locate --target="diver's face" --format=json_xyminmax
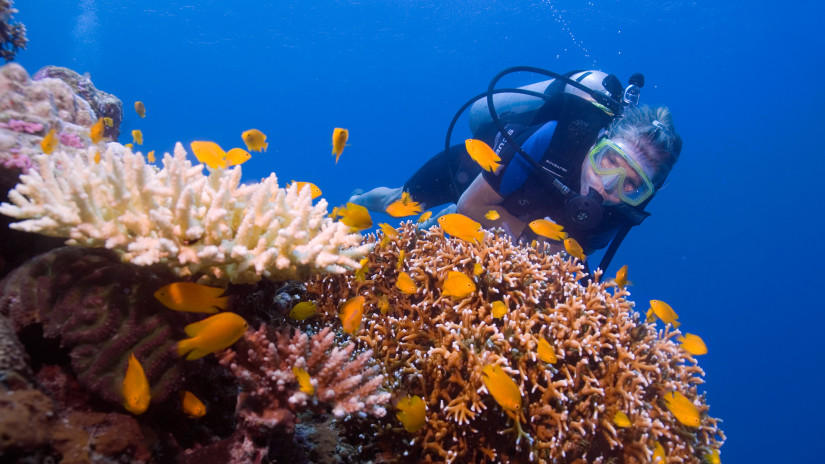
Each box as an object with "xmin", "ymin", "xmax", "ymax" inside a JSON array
[{"xmin": 580, "ymin": 138, "xmax": 656, "ymax": 206}]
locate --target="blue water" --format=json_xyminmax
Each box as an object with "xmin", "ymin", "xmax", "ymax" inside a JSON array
[{"xmin": 15, "ymin": 1, "xmax": 825, "ymax": 461}]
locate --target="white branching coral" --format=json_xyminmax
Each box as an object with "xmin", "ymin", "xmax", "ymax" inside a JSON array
[{"xmin": 0, "ymin": 142, "xmax": 372, "ymax": 284}]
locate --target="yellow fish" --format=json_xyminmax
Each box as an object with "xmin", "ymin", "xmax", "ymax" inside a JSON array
[
  {"xmin": 134, "ymin": 101, "xmax": 146, "ymax": 118},
  {"xmin": 528, "ymin": 219, "xmax": 567, "ymax": 241},
  {"xmin": 292, "ymin": 366, "xmax": 314, "ymax": 395},
  {"xmin": 147, "ymin": 150, "xmax": 156, "ymax": 163},
  {"xmin": 473, "ymin": 262, "xmax": 484, "ymax": 276},
  {"xmin": 190, "ymin": 141, "xmax": 227, "ymax": 169},
  {"xmin": 613, "ymin": 411, "xmax": 631, "ymax": 428},
  {"xmin": 122, "ymin": 353, "xmax": 151, "ymax": 415},
  {"xmin": 338, "ymin": 202, "xmax": 373, "ymax": 231},
  {"xmin": 379, "ymin": 223, "xmax": 398, "ymax": 237},
  {"xmin": 648, "ymin": 299, "xmax": 680, "ymax": 327},
  {"xmin": 225, "ymin": 147, "xmax": 251, "ymax": 167},
  {"xmin": 484, "ymin": 209, "xmax": 500, "ymax": 221},
  {"xmin": 396, "ymin": 249, "xmax": 405, "ymax": 269},
  {"xmin": 678, "ymin": 333, "xmax": 708, "ymax": 355},
  {"xmin": 181, "ymin": 390, "xmax": 206, "ymax": 418},
  {"xmin": 329, "ymin": 206, "xmax": 342, "ymax": 219},
  {"xmin": 417, "ymin": 211, "xmax": 432, "ymax": 223},
  {"xmin": 663, "ymin": 390, "xmax": 701, "ymax": 427},
  {"xmin": 241, "ymin": 129, "xmax": 268, "ymax": 152},
  {"xmin": 615, "ymin": 264, "xmax": 630, "ymax": 287},
  {"xmin": 386, "ymin": 192, "xmax": 422, "ymax": 217},
  {"xmin": 41, "ymin": 127, "xmax": 58, "ymax": 154},
  {"xmin": 396, "ymin": 271, "xmax": 418, "ymax": 295},
  {"xmin": 291, "ymin": 181, "xmax": 322, "ymax": 199},
  {"xmin": 438, "ymin": 213, "xmax": 484, "ymax": 243},
  {"xmin": 94, "ymin": 150, "xmax": 101, "ymax": 164},
  {"xmin": 396, "ymin": 395, "xmax": 426, "ymax": 433},
  {"xmin": 563, "ymin": 237, "xmax": 586, "ymax": 261},
  {"xmin": 124, "ymin": 143, "xmax": 133, "ymax": 149},
  {"xmin": 442, "ymin": 271, "xmax": 476, "ymax": 299},
  {"xmin": 354, "ymin": 256, "xmax": 369, "ymax": 282},
  {"xmin": 537, "ymin": 338, "xmax": 557, "ymax": 364},
  {"xmin": 331, "ymin": 127, "xmax": 348, "ymax": 163},
  {"xmin": 132, "ymin": 129, "xmax": 143, "ymax": 145},
  {"xmin": 378, "ymin": 294, "xmax": 390, "ymax": 314},
  {"xmin": 154, "ymin": 282, "xmax": 229, "ymax": 314},
  {"xmin": 90, "ymin": 117, "xmax": 105, "ymax": 144},
  {"xmin": 653, "ymin": 441, "xmax": 667, "ymax": 463},
  {"xmin": 705, "ymin": 449, "xmax": 721, "ymax": 464},
  {"xmin": 177, "ymin": 312, "xmax": 249, "ymax": 360},
  {"xmin": 103, "ymin": 117, "xmax": 114, "ymax": 127},
  {"xmin": 465, "ymin": 139, "xmax": 501, "ymax": 172},
  {"xmin": 339, "ymin": 295, "xmax": 365, "ymax": 335},
  {"xmin": 491, "ymin": 301, "xmax": 507, "ymax": 318},
  {"xmin": 289, "ymin": 301, "xmax": 319, "ymax": 320},
  {"xmin": 481, "ymin": 364, "xmax": 521, "ymax": 412}
]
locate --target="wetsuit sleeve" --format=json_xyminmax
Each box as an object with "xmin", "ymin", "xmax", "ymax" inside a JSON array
[{"xmin": 482, "ymin": 121, "xmax": 558, "ymax": 197}]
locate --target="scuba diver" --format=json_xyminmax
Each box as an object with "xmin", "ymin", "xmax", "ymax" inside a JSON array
[{"xmin": 349, "ymin": 67, "xmax": 682, "ymax": 272}]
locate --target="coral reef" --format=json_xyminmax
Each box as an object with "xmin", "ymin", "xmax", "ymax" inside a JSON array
[
  {"xmin": 307, "ymin": 223, "xmax": 725, "ymax": 463},
  {"xmin": 0, "ymin": 143, "xmax": 373, "ymax": 284},
  {"xmin": 0, "ymin": 0, "xmax": 26, "ymax": 62}
]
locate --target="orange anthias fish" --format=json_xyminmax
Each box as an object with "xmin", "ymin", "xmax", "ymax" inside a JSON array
[
  {"xmin": 465, "ymin": 139, "xmax": 501, "ymax": 172},
  {"xmin": 396, "ymin": 271, "xmax": 418, "ymax": 295},
  {"xmin": 241, "ymin": 129, "xmax": 268, "ymax": 152},
  {"xmin": 614, "ymin": 264, "xmax": 630, "ymax": 287},
  {"xmin": 647, "ymin": 299, "xmax": 680, "ymax": 327},
  {"xmin": 653, "ymin": 441, "xmax": 667, "ymax": 463},
  {"xmin": 484, "ymin": 209, "xmax": 500, "ymax": 221},
  {"xmin": 292, "ymin": 366, "xmax": 314, "ymax": 395},
  {"xmin": 537, "ymin": 338, "xmax": 557, "ymax": 364},
  {"xmin": 122, "ymin": 353, "xmax": 151, "ymax": 415},
  {"xmin": 132, "ymin": 129, "xmax": 143, "ymax": 145},
  {"xmin": 339, "ymin": 295, "xmax": 365, "ymax": 335},
  {"xmin": 705, "ymin": 449, "xmax": 721, "ymax": 464},
  {"xmin": 677, "ymin": 333, "xmax": 708, "ymax": 355},
  {"xmin": 135, "ymin": 101, "xmax": 146, "ymax": 118},
  {"xmin": 290, "ymin": 181, "xmax": 322, "ymax": 199},
  {"xmin": 94, "ymin": 150, "xmax": 101, "ymax": 164},
  {"xmin": 528, "ymin": 219, "xmax": 567, "ymax": 241},
  {"xmin": 331, "ymin": 127, "xmax": 348, "ymax": 163},
  {"xmin": 103, "ymin": 117, "xmax": 114, "ymax": 127},
  {"xmin": 177, "ymin": 312, "xmax": 249, "ymax": 361},
  {"xmin": 442, "ymin": 271, "xmax": 476, "ymax": 299},
  {"xmin": 438, "ymin": 213, "xmax": 484, "ymax": 243},
  {"xmin": 563, "ymin": 237, "xmax": 586, "ymax": 261},
  {"xmin": 481, "ymin": 364, "xmax": 521, "ymax": 412},
  {"xmin": 417, "ymin": 211, "xmax": 432, "ymax": 224},
  {"xmin": 354, "ymin": 256, "xmax": 369, "ymax": 281},
  {"xmin": 613, "ymin": 411, "xmax": 631, "ymax": 428},
  {"xmin": 289, "ymin": 301, "xmax": 319, "ymax": 320},
  {"xmin": 190, "ymin": 141, "xmax": 227, "ymax": 169},
  {"xmin": 181, "ymin": 390, "xmax": 206, "ymax": 418},
  {"xmin": 378, "ymin": 294, "xmax": 390, "ymax": 314},
  {"xmin": 90, "ymin": 117, "xmax": 105, "ymax": 144},
  {"xmin": 473, "ymin": 262, "xmax": 484, "ymax": 276},
  {"xmin": 491, "ymin": 301, "xmax": 507, "ymax": 318},
  {"xmin": 154, "ymin": 282, "xmax": 229, "ymax": 314},
  {"xmin": 40, "ymin": 127, "xmax": 58, "ymax": 154},
  {"xmin": 386, "ymin": 191, "xmax": 422, "ymax": 217},
  {"xmin": 338, "ymin": 202, "xmax": 373, "ymax": 231},
  {"xmin": 225, "ymin": 147, "xmax": 252, "ymax": 167},
  {"xmin": 379, "ymin": 223, "xmax": 398, "ymax": 237},
  {"xmin": 663, "ymin": 390, "xmax": 701, "ymax": 427},
  {"xmin": 396, "ymin": 395, "xmax": 426, "ymax": 433},
  {"xmin": 147, "ymin": 150, "xmax": 156, "ymax": 163}
]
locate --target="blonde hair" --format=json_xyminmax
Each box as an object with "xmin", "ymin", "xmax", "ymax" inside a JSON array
[{"xmin": 607, "ymin": 105, "xmax": 682, "ymax": 188}]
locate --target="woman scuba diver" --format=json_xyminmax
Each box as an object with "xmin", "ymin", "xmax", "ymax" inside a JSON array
[{"xmin": 349, "ymin": 67, "xmax": 682, "ymax": 272}]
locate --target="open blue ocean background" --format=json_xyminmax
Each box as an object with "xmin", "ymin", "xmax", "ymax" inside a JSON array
[{"xmin": 14, "ymin": 0, "xmax": 823, "ymax": 462}]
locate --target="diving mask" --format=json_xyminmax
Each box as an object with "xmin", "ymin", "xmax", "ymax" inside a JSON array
[{"xmin": 587, "ymin": 138, "xmax": 654, "ymax": 206}]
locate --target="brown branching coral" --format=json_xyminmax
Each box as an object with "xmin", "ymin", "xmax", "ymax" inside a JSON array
[
  {"xmin": 0, "ymin": 1, "xmax": 26, "ymax": 62},
  {"xmin": 307, "ymin": 222, "xmax": 725, "ymax": 464}
]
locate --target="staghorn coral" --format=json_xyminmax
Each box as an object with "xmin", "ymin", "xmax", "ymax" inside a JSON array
[
  {"xmin": 0, "ymin": 142, "xmax": 373, "ymax": 284},
  {"xmin": 307, "ymin": 222, "xmax": 725, "ymax": 464},
  {"xmin": 0, "ymin": 0, "xmax": 26, "ymax": 62}
]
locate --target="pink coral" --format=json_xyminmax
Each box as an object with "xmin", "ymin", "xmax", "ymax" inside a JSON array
[
  {"xmin": 58, "ymin": 131, "xmax": 84, "ymax": 148},
  {"xmin": 1, "ymin": 152, "xmax": 31, "ymax": 171},
  {"xmin": 0, "ymin": 118, "xmax": 42, "ymax": 133}
]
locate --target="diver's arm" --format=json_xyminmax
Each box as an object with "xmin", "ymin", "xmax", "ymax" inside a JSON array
[{"xmin": 457, "ymin": 174, "xmax": 527, "ymax": 239}]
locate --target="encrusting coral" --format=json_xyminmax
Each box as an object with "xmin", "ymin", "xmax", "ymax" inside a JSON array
[
  {"xmin": 307, "ymin": 222, "xmax": 725, "ymax": 464},
  {"xmin": 0, "ymin": 142, "xmax": 372, "ymax": 284}
]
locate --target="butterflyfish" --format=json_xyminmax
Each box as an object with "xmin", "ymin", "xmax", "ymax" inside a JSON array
[
  {"xmin": 653, "ymin": 441, "xmax": 667, "ymax": 463},
  {"xmin": 648, "ymin": 299, "xmax": 680, "ymax": 328},
  {"xmin": 181, "ymin": 390, "xmax": 206, "ymax": 418},
  {"xmin": 291, "ymin": 181, "xmax": 322, "ymax": 199},
  {"xmin": 40, "ymin": 128, "xmax": 58, "ymax": 154},
  {"xmin": 442, "ymin": 271, "xmax": 476, "ymax": 299},
  {"xmin": 537, "ymin": 338, "xmax": 557, "ymax": 364},
  {"xmin": 528, "ymin": 219, "xmax": 567, "ymax": 241},
  {"xmin": 289, "ymin": 301, "xmax": 319, "ymax": 320},
  {"xmin": 484, "ymin": 209, "xmax": 500, "ymax": 221},
  {"xmin": 154, "ymin": 282, "xmax": 229, "ymax": 314},
  {"xmin": 190, "ymin": 141, "xmax": 227, "ymax": 169},
  {"xmin": 177, "ymin": 312, "xmax": 249, "ymax": 361},
  {"xmin": 103, "ymin": 117, "xmax": 114, "ymax": 127},
  {"xmin": 705, "ymin": 449, "xmax": 721, "ymax": 464},
  {"xmin": 134, "ymin": 101, "xmax": 146, "ymax": 118},
  {"xmin": 437, "ymin": 213, "xmax": 484, "ymax": 243},
  {"xmin": 386, "ymin": 191, "xmax": 422, "ymax": 217},
  {"xmin": 132, "ymin": 129, "xmax": 143, "ymax": 145},
  {"xmin": 481, "ymin": 364, "xmax": 521, "ymax": 412},
  {"xmin": 225, "ymin": 147, "xmax": 251, "ymax": 167},
  {"xmin": 331, "ymin": 127, "xmax": 348, "ymax": 163},
  {"xmin": 241, "ymin": 129, "xmax": 268, "ymax": 152},
  {"xmin": 417, "ymin": 211, "xmax": 432, "ymax": 223},
  {"xmin": 465, "ymin": 139, "xmax": 501, "ymax": 172},
  {"xmin": 663, "ymin": 390, "xmax": 701, "ymax": 427},
  {"xmin": 147, "ymin": 150, "xmax": 156, "ymax": 163},
  {"xmin": 563, "ymin": 237, "xmax": 586, "ymax": 261},
  {"xmin": 615, "ymin": 264, "xmax": 630, "ymax": 287},
  {"xmin": 122, "ymin": 353, "xmax": 151, "ymax": 415},
  {"xmin": 396, "ymin": 271, "xmax": 418, "ymax": 295},
  {"xmin": 339, "ymin": 295, "xmax": 365, "ymax": 335},
  {"xmin": 491, "ymin": 301, "xmax": 507, "ymax": 318},
  {"xmin": 90, "ymin": 117, "xmax": 105, "ymax": 144},
  {"xmin": 292, "ymin": 366, "xmax": 314, "ymax": 395},
  {"xmin": 678, "ymin": 333, "xmax": 708, "ymax": 355},
  {"xmin": 613, "ymin": 411, "xmax": 631, "ymax": 428},
  {"xmin": 338, "ymin": 202, "xmax": 373, "ymax": 231},
  {"xmin": 396, "ymin": 395, "xmax": 426, "ymax": 433},
  {"xmin": 473, "ymin": 262, "xmax": 484, "ymax": 276}
]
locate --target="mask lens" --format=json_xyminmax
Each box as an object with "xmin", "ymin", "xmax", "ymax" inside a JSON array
[{"xmin": 588, "ymin": 139, "xmax": 654, "ymax": 206}]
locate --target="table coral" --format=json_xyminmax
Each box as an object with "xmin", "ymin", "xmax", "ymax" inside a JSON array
[
  {"xmin": 307, "ymin": 222, "xmax": 725, "ymax": 464},
  {"xmin": 0, "ymin": 142, "xmax": 373, "ymax": 284}
]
